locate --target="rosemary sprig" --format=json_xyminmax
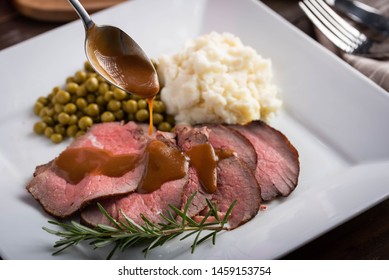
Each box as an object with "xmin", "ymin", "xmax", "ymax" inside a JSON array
[{"xmin": 43, "ymin": 193, "xmax": 237, "ymax": 259}]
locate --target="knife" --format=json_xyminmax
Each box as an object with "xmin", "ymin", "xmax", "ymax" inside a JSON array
[{"xmin": 326, "ymin": 0, "xmax": 389, "ymax": 35}]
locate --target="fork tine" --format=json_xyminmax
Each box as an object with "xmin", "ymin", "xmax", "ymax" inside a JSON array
[
  {"xmin": 299, "ymin": 0, "xmax": 353, "ymax": 52},
  {"xmin": 300, "ymin": 0, "xmax": 369, "ymax": 54},
  {"xmin": 312, "ymin": 0, "xmax": 366, "ymax": 45}
]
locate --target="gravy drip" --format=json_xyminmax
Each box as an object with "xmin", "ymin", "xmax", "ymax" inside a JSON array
[
  {"xmin": 137, "ymin": 139, "xmax": 187, "ymax": 194},
  {"xmin": 215, "ymin": 148, "xmax": 235, "ymax": 161},
  {"xmin": 186, "ymin": 143, "xmax": 218, "ymax": 193},
  {"xmin": 54, "ymin": 147, "xmax": 140, "ymax": 184}
]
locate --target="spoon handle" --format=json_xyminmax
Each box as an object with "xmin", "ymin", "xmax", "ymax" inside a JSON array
[{"xmin": 67, "ymin": 0, "xmax": 94, "ymax": 30}]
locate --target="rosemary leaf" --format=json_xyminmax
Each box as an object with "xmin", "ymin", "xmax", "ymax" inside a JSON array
[
  {"xmin": 91, "ymin": 239, "xmax": 114, "ymax": 248},
  {"xmin": 95, "ymin": 224, "xmax": 119, "ymax": 232}
]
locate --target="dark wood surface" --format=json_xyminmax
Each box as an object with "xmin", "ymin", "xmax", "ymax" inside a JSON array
[{"xmin": 1, "ymin": 0, "xmax": 388, "ymax": 260}]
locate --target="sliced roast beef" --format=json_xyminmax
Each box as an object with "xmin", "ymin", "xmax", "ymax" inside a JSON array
[
  {"xmin": 175, "ymin": 125, "xmax": 214, "ymax": 218},
  {"xmin": 204, "ymin": 124, "xmax": 257, "ymax": 170},
  {"xmin": 26, "ymin": 122, "xmax": 150, "ymax": 218},
  {"xmin": 80, "ymin": 132, "xmax": 189, "ymax": 227},
  {"xmin": 209, "ymin": 156, "xmax": 260, "ymax": 229},
  {"xmin": 176, "ymin": 125, "xmax": 260, "ymax": 228},
  {"xmin": 230, "ymin": 121, "xmax": 299, "ymax": 201}
]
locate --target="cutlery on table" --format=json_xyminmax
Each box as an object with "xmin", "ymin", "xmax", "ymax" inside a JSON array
[{"xmin": 299, "ymin": 0, "xmax": 389, "ymax": 59}]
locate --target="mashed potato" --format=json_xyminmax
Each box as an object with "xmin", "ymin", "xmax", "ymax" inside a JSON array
[{"xmin": 156, "ymin": 32, "xmax": 282, "ymax": 125}]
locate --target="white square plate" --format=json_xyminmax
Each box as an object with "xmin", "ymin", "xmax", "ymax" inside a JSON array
[{"xmin": 0, "ymin": 0, "xmax": 388, "ymax": 259}]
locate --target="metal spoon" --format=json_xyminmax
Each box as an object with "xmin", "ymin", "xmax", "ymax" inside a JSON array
[{"xmin": 67, "ymin": 0, "xmax": 159, "ymax": 98}]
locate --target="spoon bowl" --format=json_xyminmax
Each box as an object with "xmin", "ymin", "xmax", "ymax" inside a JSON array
[{"xmin": 67, "ymin": 0, "xmax": 159, "ymax": 98}]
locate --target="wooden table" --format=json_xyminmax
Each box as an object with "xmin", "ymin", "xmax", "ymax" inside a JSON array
[{"xmin": 1, "ymin": 0, "xmax": 388, "ymax": 260}]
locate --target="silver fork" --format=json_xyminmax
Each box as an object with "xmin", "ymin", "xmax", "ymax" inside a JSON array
[{"xmin": 299, "ymin": 0, "xmax": 389, "ymax": 59}]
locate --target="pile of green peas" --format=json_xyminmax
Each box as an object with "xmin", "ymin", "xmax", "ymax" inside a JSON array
[{"xmin": 33, "ymin": 61, "xmax": 175, "ymax": 144}]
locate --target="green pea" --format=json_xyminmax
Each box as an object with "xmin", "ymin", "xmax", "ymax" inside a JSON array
[
  {"xmin": 37, "ymin": 96, "xmax": 49, "ymax": 105},
  {"xmin": 137, "ymin": 99, "xmax": 148, "ymax": 109},
  {"xmin": 123, "ymin": 99, "xmax": 138, "ymax": 114},
  {"xmin": 107, "ymin": 99, "xmax": 121, "ymax": 111},
  {"xmin": 84, "ymin": 61, "xmax": 94, "ymax": 72},
  {"xmin": 101, "ymin": 111, "xmax": 115, "ymax": 122},
  {"xmin": 33, "ymin": 121, "xmax": 47, "ymax": 135},
  {"xmin": 78, "ymin": 116, "xmax": 93, "ymax": 130},
  {"xmin": 98, "ymin": 82, "xmax": 109, "ymax": 95},
  {"xmin": 66, "ymin": 125, "xmax": 79, "ymax": 137},
  {"xmin": 54, "ymin": 124, "xmax": 66, "ymax": 135},
  {"xmin": 152, "ymin": 113, "xmax": 164, "ymax": 125},
  {"xmin": 68, "ymin": 114, "xmax": 78, "ymax": 125},
  {"xmin": 113, "ymin": 88, "xmax": 127, "ymax": 100},
  {"xmin": 42, "ymin": 116, "xmax": 54, "ymax": 126},
  {"xmin": 50, "ymin": 133, "xmax": 63, "ymax": 144},
  {"xmin": 97, "ymin": 76, "xmax": 106, "ymax": 83},
  {"xmin": 39, "ymin": 107, "xmax": 54, "ymax": 118},
  {"xmin": 33, "ymin": 102, "xmax": 44, "ymax": 115},
  {"xmin": 55, "ymin": 90, "xmax": 71, "ymax": 104},
  {"xmin": 87, "ymin": 72, "xmax": 98, "ymax": 78},
  {"xmin": 57, "ymin": 112, "xmax": 70, "ymax": 125},
  {"xmin": 76, "ymin": 84, "xmax": 87, "ymax": 97},
  {"xmin": 135, "ymin": 109, "xmax": 149, "ymax": 122},
  {"xmin": 158, "ymin": 122, "xmax": 172, "ymax": 132},
  {"xmin": 52, "ymin": 86, "xmax": 60, "ymax": 94},
  {"xmin": 64, "ymin": 103, "xmax": 77, "ymax": 114},
  {"xmin": 85, "ymin": 77, "xmax": 99, "ymax": 92},
  {"xmin": 74, "ymin": 70, "xmax": 87, "ymax": 84},
  {"xmin": 103, "ymin": 91, "xmax": 114, "ymax": 102},
  {"xmin": 54, "ymin": 103, "xmax": 64, "ymax": 114},
  {"xmin": 66, "ymin": 82, "xmax": 79, "ymax": 94},
  {"xmin": 85, "ymin": 103, "xmax": 100, "ymax": 117},
  {"xmin": 66, "ymin": 76, "xmax": 74, "ymax": 84},
  {"xmin": 76, "ymin": 98, "xmax": 88, "ymax": 110},
  {"xmin": 96, "ymin": 95, "xmax": 106, "ymax": 106},
  {"xmin": 114, "ymin": 110, "xmax": 125, "ymax": 121},
  {"xmin": 44, "ymin": 127, "xmax": 54, "ymax": 138},
  {"xmin": 153, "ymin": 100, "xmax": 166, "ymax": 113}
]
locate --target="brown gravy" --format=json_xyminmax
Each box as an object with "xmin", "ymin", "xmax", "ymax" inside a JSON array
[
  {"xmin": 86, "ymin": 25, "xmax": 160, "ymax": 98},
  {"xmin": 55, "ymin": 140, "xmax": 187, "ymax": 191},
  {"xmin": 186, "ymin": 143, "xmax": 218, "ymax": 193},
  {"xmin": 86, "ymin": 25, "xmax": 159, "ymax": 135},
  {"xmin": 147, "ymin": 98, "xmax": 154, "ymax": 135},
  {"xmin": 54, "ymin": 147, "xmax": 140, "ymax": 184},
  {"xmin": 137, "ymin": 139, "xmax": 187, "ymax": 193},
  {"xmin": 215, "ymin": 148, "xmax": 235, "ymax": 161}
]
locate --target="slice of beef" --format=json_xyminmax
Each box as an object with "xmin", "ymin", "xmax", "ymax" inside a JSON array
[
  {"xmin": 26, "ymin": 122, "xmax": 149, "ymax": 218},
  {"xmin": 175, "ymin": 125, "xmax": 214, "ymax": 218},
  {"xmin": 204, "ymin": 124, "xmax": 257, "ymax": 170},
  {"xmin": 230, "ymin": 121, "xmax": 299, "ymax": 201},
  {"xmin": 210, "ymin": 156, "xmax": 261, "ymax": 229},
  {"xmin": 81, "ymin": 174, "xmax": 188, "ymax": 226},
  {"xmin": 177, "ymin": 125, "xmax": 260, "ymax": 228},
  {"xmin": 80, "ymin": 132, "xmax": 189, "ymax": 227}
]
